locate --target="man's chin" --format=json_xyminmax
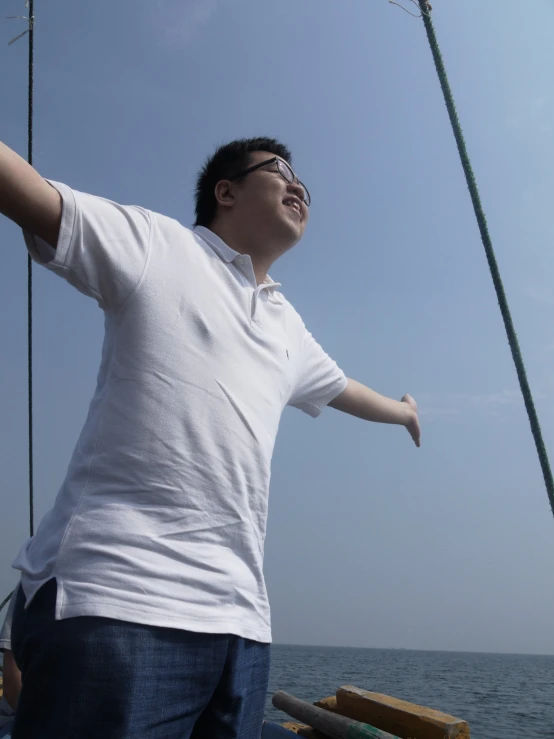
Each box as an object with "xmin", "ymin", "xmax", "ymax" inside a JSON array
[
  {"xmin": 279, "ymin": 229, "xmax": 303, "ymax": 252},
  {"xmin": 279, "ymin": 214, "xmax": 305, "ymax": 245},
  {"xmin": 257, "ymin": 213, "xmax": 304, "ymax": 252}
]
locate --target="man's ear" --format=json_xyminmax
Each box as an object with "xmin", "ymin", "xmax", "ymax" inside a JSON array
[{"xmin": 214, "ymin": 180, "xmax": 235, "ymax": 211}]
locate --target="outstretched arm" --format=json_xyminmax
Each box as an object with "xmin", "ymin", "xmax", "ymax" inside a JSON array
[
  {"xmin": 329, "ymin": 378, "xmax": 421, "ymax": 447},
  {"xmin": 0, "ymin": 140, "xmax": 61, "ymax": 247},
  {"xmin": 1, "ymin": 649, "xmax": 22, "ymax": 711}
]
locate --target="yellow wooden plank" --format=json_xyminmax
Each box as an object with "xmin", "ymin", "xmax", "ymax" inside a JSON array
[
  {"xmin": 335, "ymin": 686, "xmax": 470, "ymax": 739},
  {"xmin": 313, "ymin": 696, "xmax": 339, "ymax": 712},
  {"xmin": 282, "ymin": 721, "xmax": 328, "ymax": 738},
  {"xmin": 282, "ymin": 721, "xmax": 306, "ymax": 733}
]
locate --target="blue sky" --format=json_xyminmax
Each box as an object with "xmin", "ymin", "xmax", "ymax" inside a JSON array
[{"xmin": 1, "ymin": 0, "xmax": 554, "ymax": 654}]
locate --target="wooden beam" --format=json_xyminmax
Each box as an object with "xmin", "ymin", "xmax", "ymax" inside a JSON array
[
  {"xmin": 335, "ymin": 686, "xmax": 470, "ymax": 739},
  {"xmin": 262, "ymin": 722, "xmax": 306, "ymax": 737},
  {"xmin": 314, "ymin": 696, "xmax": 340, "ymax": 713},
  {"xmin": 282, "ymin": 721, "xmax": 328, "ymax": 738}
]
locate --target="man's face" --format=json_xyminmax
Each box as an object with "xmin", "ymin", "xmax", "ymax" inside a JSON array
[{"xmin": 230, "ymin": 151, "xmax": 310, "ymax": 248}]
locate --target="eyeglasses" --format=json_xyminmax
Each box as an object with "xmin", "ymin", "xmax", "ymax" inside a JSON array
[{"xmin": 229, "ymin": 157, "xmax": 311, "ymax": 206}]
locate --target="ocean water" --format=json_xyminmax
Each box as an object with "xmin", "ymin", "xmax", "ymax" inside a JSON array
[{"xmin": 265, "ymin": 645, "xmax": 554, "ymax": 738}]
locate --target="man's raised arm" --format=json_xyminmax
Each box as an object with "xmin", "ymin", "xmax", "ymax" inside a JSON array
[
  {"xmin": 0, "ymin": 141, "xmax": 61, "ymax": 248},
  {"xmin": 329, "ymin": 378, "xmax": 421, "ymax": 447}
]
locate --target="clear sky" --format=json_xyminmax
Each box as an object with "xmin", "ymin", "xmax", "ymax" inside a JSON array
[{"xmin": 1, "ymin": 0, "xmax": 554, "ymax": 655}]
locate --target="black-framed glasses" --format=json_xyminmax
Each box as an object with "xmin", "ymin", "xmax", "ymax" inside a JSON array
[{"xmin": 229, "ymin": 157, "xmax": 311, "ymax": 206}]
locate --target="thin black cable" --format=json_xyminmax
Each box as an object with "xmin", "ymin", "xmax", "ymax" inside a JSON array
[
  {"xmin": 418, "ymin": 1, "xmax": 554, "ymax": 519},
  {"xmin": 0, "ymin": 2, "xmax": 36, "ymax": 619}
]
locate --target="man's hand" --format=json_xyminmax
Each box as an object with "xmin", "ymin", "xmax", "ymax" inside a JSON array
[
  {"xmin": 329, "ymin": 379, "xmax": 421, "ymax": 448},
  {"xmin": 400, "ymin": 393, "xmax": 420, "ymax": 448}
]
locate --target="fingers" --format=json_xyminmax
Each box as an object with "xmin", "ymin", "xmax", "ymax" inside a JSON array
[
  {"xmin": 401, "ymin": 394, "xmax": 420, "ymax": 447},
  {"xmin": 409, "ymin": 419, "xmax": 421, "ymax": 448}
]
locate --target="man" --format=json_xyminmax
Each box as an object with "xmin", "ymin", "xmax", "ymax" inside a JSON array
[
  {"xmin": 0, "ymin": 136, "xmax": 420, "ymax": 739},
  {"xmin": 0, "ymin": 590, "xmax": 20, "ymax": 739}
]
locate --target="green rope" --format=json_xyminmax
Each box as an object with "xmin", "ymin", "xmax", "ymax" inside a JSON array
[{"xmin": 417, "ymin": 1, "xmax": 554, "ymax": 519}]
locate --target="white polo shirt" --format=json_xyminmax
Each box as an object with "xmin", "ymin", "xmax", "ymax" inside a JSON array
[{"xmin": 13, "ymin": 182, "xmax": 347, "ymax": 642}]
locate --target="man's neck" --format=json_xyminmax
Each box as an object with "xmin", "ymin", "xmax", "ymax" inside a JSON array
[{"xmin": 209, "ymin": 222, "xmax": 280, "ymax": 285}]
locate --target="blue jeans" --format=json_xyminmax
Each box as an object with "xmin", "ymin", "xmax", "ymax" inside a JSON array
[{"xmin": 11, "ymin": 579, "xmax": 270, "ymax": 739}]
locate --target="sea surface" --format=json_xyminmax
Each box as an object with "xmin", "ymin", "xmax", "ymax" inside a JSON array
[{"xmin": 265, "ymin": 645, "xmax": 554, "ymax": 738}]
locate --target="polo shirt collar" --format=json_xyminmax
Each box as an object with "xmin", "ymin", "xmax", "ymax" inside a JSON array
[
  {"xmin": 194, "ymin": 226, "xmax": 240, "ymax": 264},
  {"xmin": 194, "ymin": 226, "xmax": 283, "ymax": 298}
]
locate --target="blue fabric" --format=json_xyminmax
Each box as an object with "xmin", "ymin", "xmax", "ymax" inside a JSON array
[
  {"xmin": 11, "ymin": 579, "xmax": 270, "ymax": 739},
  {"xmin": 0, "ymin": 721, "xmax": 13, "ymax": 739}
]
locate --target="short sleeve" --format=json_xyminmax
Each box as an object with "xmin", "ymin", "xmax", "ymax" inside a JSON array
[
  {"xmin": 288, "ymin": 327, "xmax": 347, "ymax": 417},
  {"xmin": 0, "ymin": 589, "xmax": 16, "ymax": 651},
  {"xmin": 24, "ymin": 181, "xmax": 152, "ymax": 312}
]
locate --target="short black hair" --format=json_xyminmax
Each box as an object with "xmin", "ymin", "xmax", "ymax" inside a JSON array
[{"xmin": 194, "ymin": 137, "xmax": 292, "ymax": 227}]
